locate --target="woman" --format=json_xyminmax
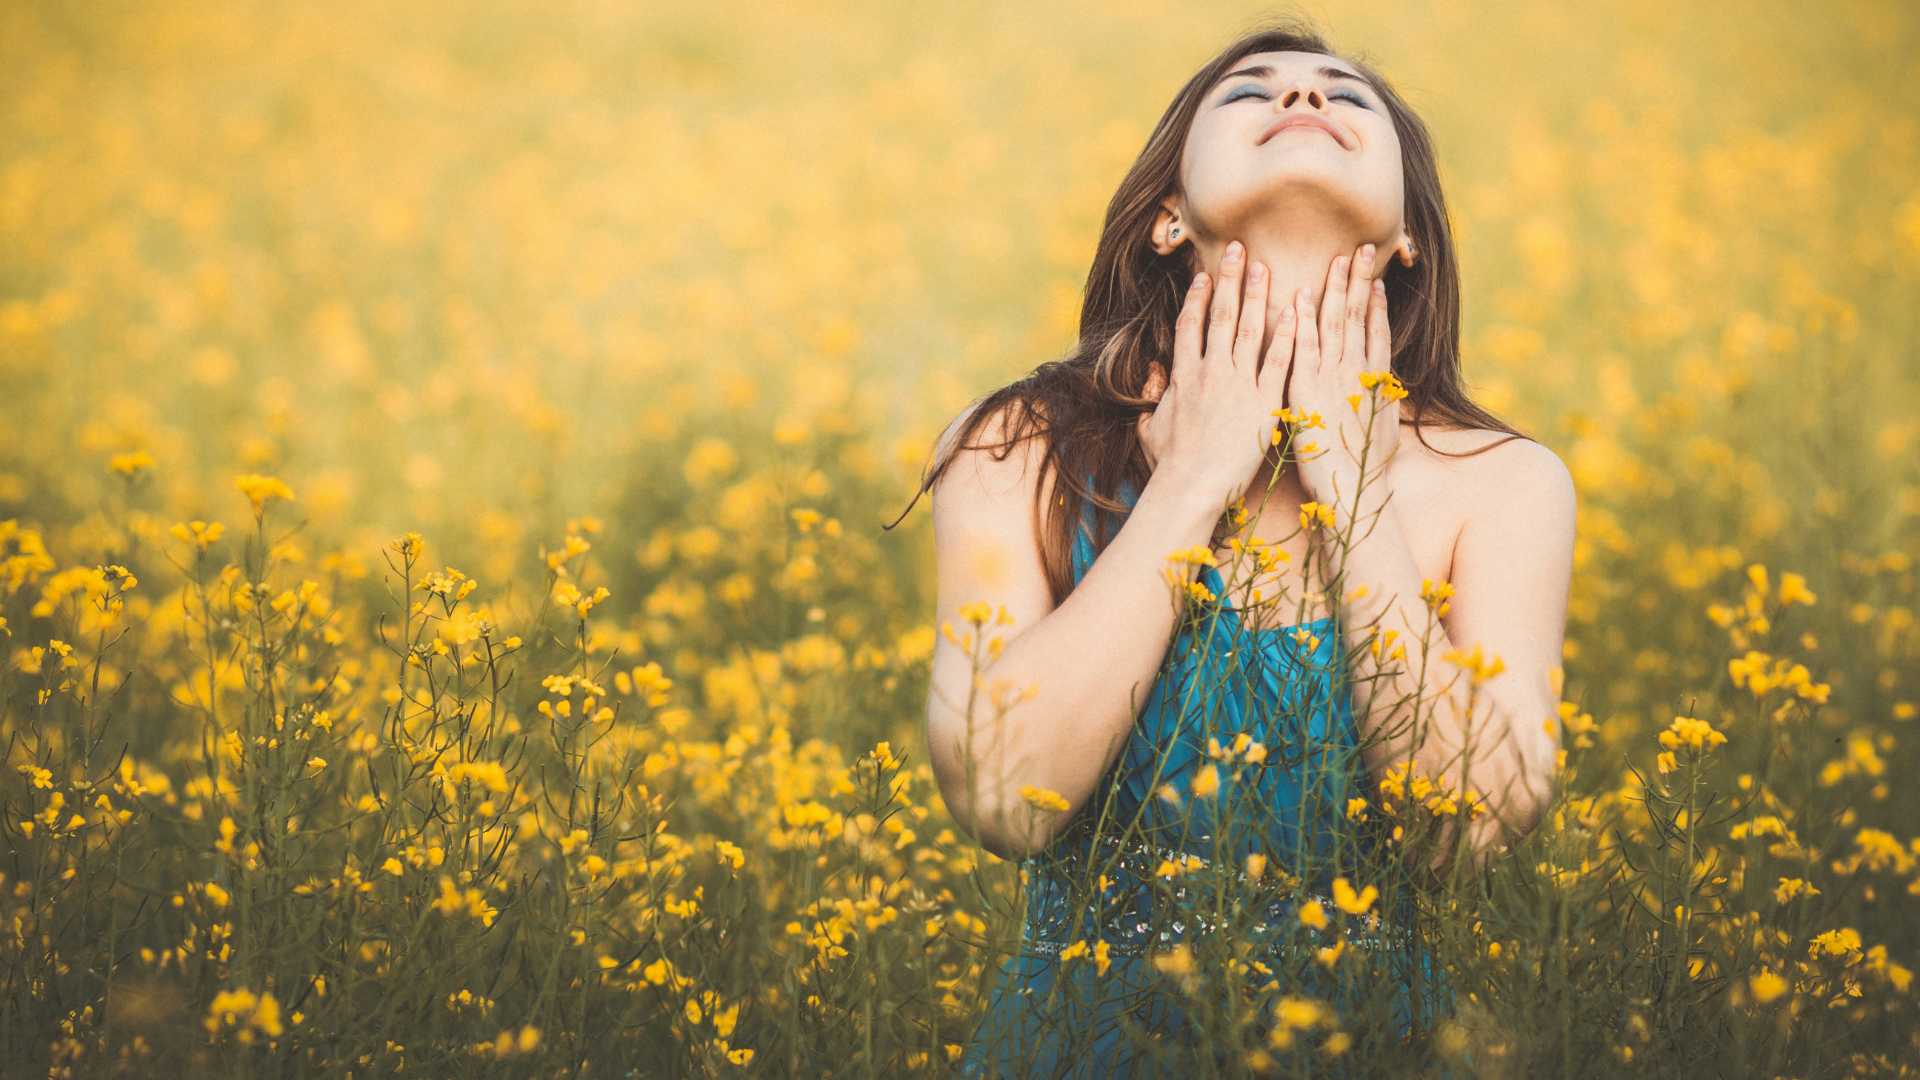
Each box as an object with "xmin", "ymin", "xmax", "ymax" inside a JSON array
[{"xmin": 910, "ymin": 20, "xmax": 1575, "ymax": 1077}]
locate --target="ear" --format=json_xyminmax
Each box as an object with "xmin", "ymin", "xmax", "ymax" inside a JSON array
[
  {"xmin": 1395, "ymin": 230, "xmax": 1419, "ymax": 267},
  {"xmin": 1143, "ymin": 360, "xmax": 1168, "ymax": 402},
  {"xmin": 1152, "ymin": 197, "xmax": 1186, "ymax": 257}
]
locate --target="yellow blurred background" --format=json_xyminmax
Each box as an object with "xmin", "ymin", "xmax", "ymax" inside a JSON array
[{"xmin": 2, "ymin": 0, "xmax": 1917, "ymax": 1071}]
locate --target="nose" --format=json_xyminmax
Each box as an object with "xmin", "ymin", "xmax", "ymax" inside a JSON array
[{"xmin": 1275, "ymin": 85, "xmax": 1328, "ymax": 111}]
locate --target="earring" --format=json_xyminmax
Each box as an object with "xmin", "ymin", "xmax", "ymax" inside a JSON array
[{"xmin": 1170, "ymin": 225, "xmax": 1181, "ymax": 241}]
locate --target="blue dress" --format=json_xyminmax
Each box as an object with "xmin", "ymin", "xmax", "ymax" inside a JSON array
[{"xmin": 958, "ymin": 476, "xmax": 1457, "ymax": 1077}]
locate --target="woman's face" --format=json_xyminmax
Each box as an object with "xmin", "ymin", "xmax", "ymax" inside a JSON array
[{"xmin": 1175, "ymin": 50, "xmax": 1405, "ymax": 247}]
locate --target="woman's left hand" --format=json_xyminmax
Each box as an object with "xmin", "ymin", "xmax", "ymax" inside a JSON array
[{"xmin": 1269, "ymin": 241, "xmax": 1401, "ymax": 512}]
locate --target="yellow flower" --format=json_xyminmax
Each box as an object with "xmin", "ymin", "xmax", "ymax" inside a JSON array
[
  {"xmin": 1809, "ymin": 927, "xmax": 1862, "ymax": 959},
  {"xmin": 1774, "ymin": 877, "xmax": 1821, "ymax": 904},
  {"xmin": 1166, "ymin": 545, "xmax": 1217, "ymax": 567},
  {"xmin": 1358, "ymin": 369, "xmax": 1408, "ymax": 401},
  {"xmin": 1315, "ymin": 940, "xmax": 1345, "ymax": 969},
  {"xmin": 233, "ymin": 473, "xmax": 295, "ymax": 515},
  {"xmin": 1156, "ymin": 853, "xmax": 1203, "ymax": 879},
  {"xmin": 170, "ymin": 519, "xmax": 226, "ymax": 552},
  {"xmin": 1273, "ymin": 994, "xmax": 1329, "ymax": 1030},
  {"xmin": 1443, "ymin": 643, "xmax": 1507, "ymax": 685},
  {"xmin": 1778, "ymin": 572, "xmax": 1817, "ymax": 606},
  {"xmin": 957, "ymin": 601, "xmax": 1014, "ymax": 626},
  {"xmin": 108, "ymin": 449, "xmax": 155, "ymax": 476},
  {"xmin": 1298, "ymin": 899, "xmax": 1328, "ymax": 930},
  {"xmin": 1018, "ymin": 785, "xmax": 1070, "ymax": 813},
  {"xmin": 205, "ymin": 987, "xmax": 283, "ymax": 1039},
  {"xmin": 1274, "ymin": 406, "xmax": 1325, "ymax": 429},
  {"xmin": 1331, "ymin": 877, "xmax": 1377, "ymax": 915},
  {"xmin": 1298, "ymin": 502, "xmax": 1335, "ymax": 530},
  {"xmin": 1658, "ymin": 714, "xmax": 1728, "ymax": 753},
  {"xmin": 1190, "ymin": 764, "xmax": 1220, "ymax": 799},
  {"xmin": 1750, "ymin": 970, "xmax": 1788, "ymax": 1004},
  {"xmin": 1151, "ymin": 943, "xmax": 1195, "ymax": 977}
]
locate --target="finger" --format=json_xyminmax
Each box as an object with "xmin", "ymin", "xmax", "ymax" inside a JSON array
[
  {"xmin": 1292, "ymin": 286, "xmax": 1319, "ymax": 383},
  {"xmin": 1256, "ymin": 295, "xmax": 1297, "ymax": 411},
  {"xmin": 1170, "ymin": 272, "xmax": 1210, "ymax": 387},
  {"xmin": 1317, "ymin": 252, "xmax": 1350, "ymax": 370},
  {"xmin": 1233, "ymin": 260, "xmax": 1269, "ymax": 377},
  {"xmin": 1207, "ymin": 241, "xmax": 1246, "ymax": 367},
  {"xmin": 1365, "ymin": 278, "xmax": 1390, "ymax": 374},
  {"xmin": 1343, "ymin": 244, "xmax": 1375, "ymax": 373}
]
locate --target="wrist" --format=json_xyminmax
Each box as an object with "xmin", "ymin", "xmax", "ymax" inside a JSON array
[{"xmin": 1141, "ymin": 465, "xmax": 1233, "ymax": 536}]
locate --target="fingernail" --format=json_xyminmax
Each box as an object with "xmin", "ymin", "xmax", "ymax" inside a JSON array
[{"xmin": 1361, "ymin": 243, "xmax": 1375, "ymax": 262}]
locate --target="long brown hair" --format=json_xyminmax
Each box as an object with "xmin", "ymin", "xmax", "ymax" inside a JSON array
[{"xmin": 886, "ymin": 16, "xmax": 1527, "ymax": 605}]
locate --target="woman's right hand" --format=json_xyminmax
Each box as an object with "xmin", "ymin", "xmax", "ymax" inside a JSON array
[{"xmin": 1135, "ymin": 239, "xmax": 1292, "ymax": 513}]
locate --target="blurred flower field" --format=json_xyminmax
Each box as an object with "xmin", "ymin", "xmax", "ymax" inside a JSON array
[{"xmin": 2, "ymin": 0, "xmax": 1917, "ymax": 1075}]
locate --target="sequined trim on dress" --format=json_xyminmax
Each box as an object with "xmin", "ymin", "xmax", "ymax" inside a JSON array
[{"xmin": 1015, "ymin": 830, "xmax": 1416, "ymax": 959}]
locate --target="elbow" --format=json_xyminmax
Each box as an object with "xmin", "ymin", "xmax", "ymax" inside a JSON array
[
  {"xmin": 947, "ymin": 792, "xmax": 1073, "ymax": 863},
  {"xmin": 975, "ymin": 822, "xmax": 1043, "ymax": 863},
  {"xmin": 1469, "ymin": 763, "xmax": 1556, "ymax": 862},
  {"xmin": 924, "ymin": 712, "xmax": 1068, "ymax": 863},
  {"xmin": 1477, "ymin": 717, "xmax": 1561, "ymax": 846}
]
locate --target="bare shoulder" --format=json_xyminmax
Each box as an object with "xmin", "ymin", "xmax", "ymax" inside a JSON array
[
  {"xmin": 1399, "ymin": 424, "xmax": 1568, "ymax": 497},
  {"xmin": 1397, "ymin": 420, "xmax": 1574, "ymax": 576},
  {"xmin": 929, "ymin": 397, "xmax": 1056, "ymax": 510}
]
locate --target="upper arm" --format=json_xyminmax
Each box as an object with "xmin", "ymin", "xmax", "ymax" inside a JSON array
[
  {"xmin": 923, "ymin": 402, "xmax": 1061, "ymax": 807},
  {"xmin": 1439, "ymin": 438, "xmax": 1576, "ymax": 808}
]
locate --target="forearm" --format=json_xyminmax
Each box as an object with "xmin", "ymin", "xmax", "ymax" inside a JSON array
[
  {"xmin": 933, "ymin": 469, "xmax": 1226, "ymax": 858},
  {"xmin": 1321, "ymin": 486, "xmax": 1550, "ymax": 858}
]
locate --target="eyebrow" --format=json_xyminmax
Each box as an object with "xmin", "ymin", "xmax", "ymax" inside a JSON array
[{"xmin": 1211, "ymin": 63, "xmax": 1379, "ymax": 99}]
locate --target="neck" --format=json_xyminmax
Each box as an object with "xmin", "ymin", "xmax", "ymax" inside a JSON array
[
  {"xmin": 1193, "ymin": 212, "xmax": 1389, "ymax": 358},
  {"xmin": 1236, "ymin": 455, "xmax": 1312, "ymax": 531}
]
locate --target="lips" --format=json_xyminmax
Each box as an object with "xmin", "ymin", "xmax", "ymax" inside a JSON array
[{"xmin": 1257, "ymin": 115, "xmax": 1346, "ymax": 149}]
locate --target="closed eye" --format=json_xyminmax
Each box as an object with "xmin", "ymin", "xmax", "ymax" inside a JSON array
[{"xmin": 1221, "ymin": 85, "xmax": 1371, "ymax": 110}]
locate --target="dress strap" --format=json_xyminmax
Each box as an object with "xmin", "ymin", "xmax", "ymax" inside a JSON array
[{"xmin": 1069, "ymin": 472, "xmax": 1142, "ymax": 586}]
